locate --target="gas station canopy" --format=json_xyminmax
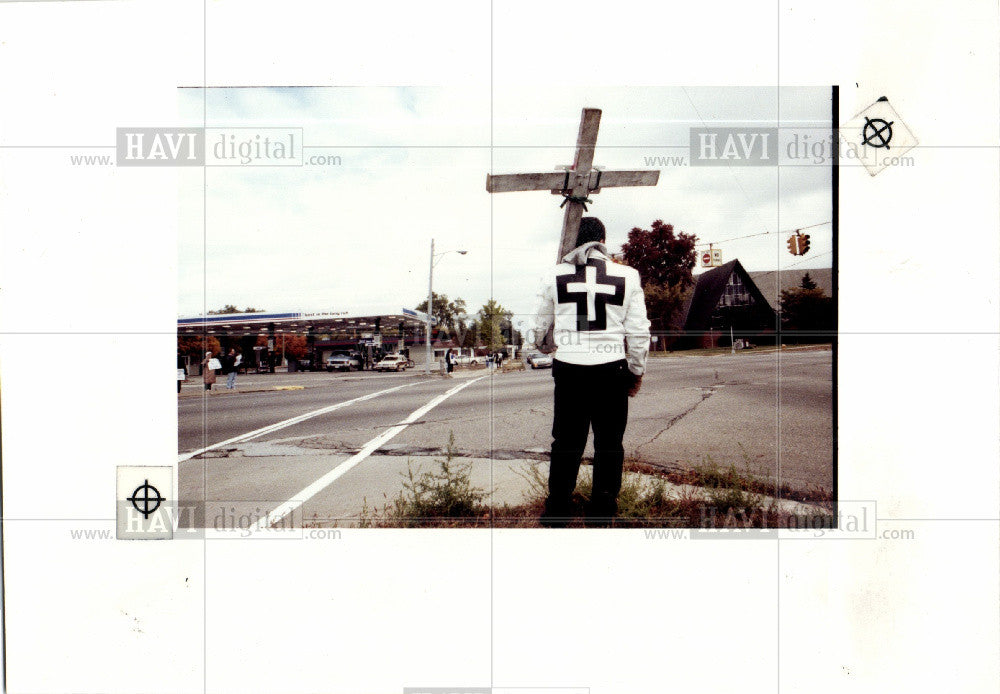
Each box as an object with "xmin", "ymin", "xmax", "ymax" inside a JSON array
[{"xmin": 177, "ymin": 308, "xmax": 432, "ymax": 336}]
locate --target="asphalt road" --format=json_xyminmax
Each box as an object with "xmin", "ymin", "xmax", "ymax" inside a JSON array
[{"xmin": 179, "ymin": 348, "xmax": 833, "ymax": 516}]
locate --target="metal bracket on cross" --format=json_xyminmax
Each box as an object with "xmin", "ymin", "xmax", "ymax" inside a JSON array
[{"xmin": 486, "ymin": 108, "xmax": 661, "ymax": 261}]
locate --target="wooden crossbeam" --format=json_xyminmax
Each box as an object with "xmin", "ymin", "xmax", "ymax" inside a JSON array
[
  {"xmin": 485, "ymin": 108, "xmax": 661, "ymax": 261},
  {"xmin": 486, "ymin": 169, "xmax": 659, "ymax": 194},
  {"xmin": 486, "ymin": 172, "xmax": 567, "ymax": 193},
  {"xmin": 582, "ymin": 169, "xmax": 659, "ymax": 193}
]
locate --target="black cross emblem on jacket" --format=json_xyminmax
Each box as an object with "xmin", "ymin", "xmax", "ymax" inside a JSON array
[{"xmin": 556, "ymin": 258, "xmax": 626, "ymax": 332}]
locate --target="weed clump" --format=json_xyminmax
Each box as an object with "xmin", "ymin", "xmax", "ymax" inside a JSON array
[
  {"xmin": 361, "ymin": 433, "xmax": 490, "ymax": 527},
  {"xmin": 358, "ymin": 434, "xmax": 831, "ymax": 529}
]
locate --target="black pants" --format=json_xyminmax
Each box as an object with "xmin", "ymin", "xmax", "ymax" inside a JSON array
[{"xmin": 544, "ymin": 359, "xmax": 629, "ymax": 521}]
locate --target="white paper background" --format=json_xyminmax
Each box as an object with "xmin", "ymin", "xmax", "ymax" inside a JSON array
[{"xmin": 1, "ymin": 1, "xmax": 998, "ymax": 693}]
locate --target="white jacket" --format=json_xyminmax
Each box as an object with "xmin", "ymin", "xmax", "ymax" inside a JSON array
[{"xmin": 532, "ymin": 242, "xmax": 650, "ymax": 375}]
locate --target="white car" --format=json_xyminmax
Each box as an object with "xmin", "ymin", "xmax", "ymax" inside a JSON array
[
  {"xmin": 375, "ymin": 354, "xmax": 409, "ymax": 372},
  {"xmin": 527, "ymin": 352, "xmax": 553, "ymax": 369},
  {"xmin": 325, "ymin": 352, "xmax": 361, "ymax": 372}
]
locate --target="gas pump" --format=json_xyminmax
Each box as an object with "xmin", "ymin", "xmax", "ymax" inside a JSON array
[
  {"xmin": 267, "ymin": 323, "xmax": 276, "ymax": 373},
  {"xmin": 356, "ymin": 341, "xmax": 372, "ymax": 370}
]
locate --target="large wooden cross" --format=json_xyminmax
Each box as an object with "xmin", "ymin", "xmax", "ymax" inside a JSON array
[{"xmin": 486, "ymin": 108, "xmax": 660, "ymax": 261}]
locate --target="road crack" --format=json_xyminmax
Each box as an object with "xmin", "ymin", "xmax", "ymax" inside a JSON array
[{"xmin": 636, "ymin": 385, "xmax": 718, "ymax": 453}]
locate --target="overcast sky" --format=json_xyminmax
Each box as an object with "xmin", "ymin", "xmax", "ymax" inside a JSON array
[{"xmin": 178, "ymin": 86, "xmax": 833, "ymax": 327}]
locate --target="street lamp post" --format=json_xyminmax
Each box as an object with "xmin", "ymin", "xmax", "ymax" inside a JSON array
[
  {"xmin": 425, "ymin": 238, "xmax": 467, "ymax": 375},
  {"xmin": 426, "ymin": 239, "xmax": 434, "ymax": 375}
]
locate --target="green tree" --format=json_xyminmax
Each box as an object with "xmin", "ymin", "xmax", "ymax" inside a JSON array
[
  {"xmin": 207, "ymin": 305, "xmax": 265, "ymax": 315},
  {"xmin": 643, "ymin": 282, "xmax": 692, "ymax": 338},
  {"xmin": 476, "ymin": 299, "xmax": 511, "ymax": 351},
  {"xmin": 415, "ymin": 292, "xmax": 467, "ymax": 339},
  {"xmin": 779, "ymin": 287, "xmax": 834, "ymax": 343},
  {"xmin": 800, "ymin": 272, "xmax": 817, "ymax": 290},
  {"xmin": 460, "ymin": 320, "xmax": 480, "ymax": 349}
]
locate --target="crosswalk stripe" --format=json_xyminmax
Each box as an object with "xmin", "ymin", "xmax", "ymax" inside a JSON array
[
  {"xmin": 177, "ymin": 382, "xmax": 421, "ymax": 463},
  {"xmin": 250, "ymin": 375, "xmax": 488, "ymax": 533}
]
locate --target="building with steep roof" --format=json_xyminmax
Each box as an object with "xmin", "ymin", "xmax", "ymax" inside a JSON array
[{"xmin": 676, "ymin": 260, "xmax": 778, "ymax": 348}]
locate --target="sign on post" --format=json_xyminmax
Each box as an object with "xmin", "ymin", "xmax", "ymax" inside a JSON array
[{"xmin": 701, "ymin": 247, "xmax": 723, "ymax": 267}]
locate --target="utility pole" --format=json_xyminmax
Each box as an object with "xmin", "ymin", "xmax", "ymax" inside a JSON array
[{"xmin": 426, "ymin": 238, "xmax": 434, "ymax": 375}]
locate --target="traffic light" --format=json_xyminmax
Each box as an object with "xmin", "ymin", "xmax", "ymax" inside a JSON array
[
  {"xmin": 800, "ymin": 234, "xmax": 811, "ymax": 255},
  {"xmin": 787, "ymin": 235, "xmax": 800, "ymax": 255}
]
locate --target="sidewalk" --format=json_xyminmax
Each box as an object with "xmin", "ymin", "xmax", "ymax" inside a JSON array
[
  {"xmin": 648, "ymin": 343, "xmax": 832, "ymax": 359},
  {"xmin": 184, "ymin": 436, "xmax": 829, "ymax": 528},
  {"xmin": 177, "ymin": 365, "xmax": 490, "ymax": 398}
]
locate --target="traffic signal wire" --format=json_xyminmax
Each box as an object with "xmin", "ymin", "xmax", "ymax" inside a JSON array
[
  {"xmin": 779, "ymin": 250, "xmax": 832, "ymax": 269},
  {"xmin": 693, "ymin": 220, "xmax": 831, "ymax": 248}
]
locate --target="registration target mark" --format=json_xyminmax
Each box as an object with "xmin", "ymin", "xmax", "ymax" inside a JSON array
[
  {"xmin": 117, "ymin": 466, "xmax": 173, "ymax": 539},
  {"xmin": 862, "ymin": 117, "xmax": 893, "ymax": 149},
  {"xmin": 841, "ymin": 96, "xmax": 917, "ymax": 176},
  {"xmin": 128, "ymin": 480, "xmax": 164, "ymax": 518}
]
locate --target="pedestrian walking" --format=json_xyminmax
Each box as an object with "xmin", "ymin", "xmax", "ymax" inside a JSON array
[
  {"xmin": 532, "ymin": 217, "xmax": 650, "ymax": 526},
  {"xmin": 445, "ymin": 348, "xmax": 454, "ymax": 374}
]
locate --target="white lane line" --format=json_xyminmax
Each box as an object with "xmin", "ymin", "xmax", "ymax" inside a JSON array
[
  {"xmin": 251, "ymin": 375, "xmax": 488, "ymax": 532},
  {"xmin": 177, "ymin": 382, "xmax": 421, "ymax": 463}
]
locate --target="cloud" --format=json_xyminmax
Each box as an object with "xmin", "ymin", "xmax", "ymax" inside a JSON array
[{"xmin": 179, "ymin": 86, "xmax": 833, "ymax": 319}]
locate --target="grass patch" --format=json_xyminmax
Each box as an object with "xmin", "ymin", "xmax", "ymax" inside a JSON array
[
  {"xmin": 359, "ymin": 435, "xmax": 832, "ymax": 529},
  {"xmin": 360, "ymin": 433, "xmax": 493, "ymax": 527},
  {"xmin": 625, "ymin": 451, "xmax": 833, "ymax": 505},
  {"xmin": 496, "ymin": 458, "xmax": 829, "ymax": 529}
]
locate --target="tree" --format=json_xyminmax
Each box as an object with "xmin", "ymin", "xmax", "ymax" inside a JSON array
[
  {"xmin": 800, "ymin": 273, "xmax": 817, "ymax": 290},
  {"xmin": 178, "ymin": 335, "xmax": 220, "ymax": 358},
  {"xmin": 257, "ymin": 334, "xmax": 307, "ymax": 359},
  {"xmin": 476, "ymin": 299, "xmax": 511, "ymax": 351},
  {"xmin": 460, "ymin": 320, "xmax": 479, "ymax": 349},
  {"xmin": 620, "ymin": 220, "xmax": 698, "ymax": 288},
  {"xmin": 643, "ymin": 282, "xmax": 692, "ymax": 337},
  {"xmin": 415, "ymin": 292, "xmax": 467, "ymax": 339},
  {"xmin": 619, "ymin": 220, "xmax": 698, "ymax": 339},
  {"xmin": 208, "ymin": 305, "xmax": 265, "ymax": 315},
  {"xmin": 779, "ymin": 287, "xmax": 834, "ymax": 343}
]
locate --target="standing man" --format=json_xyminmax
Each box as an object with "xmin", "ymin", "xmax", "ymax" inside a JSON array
[
  {"xmin": 225, "ymin": 348, "xmax": 241, "ymax": 390},
  {"xmin": 177, "ymin": 349, "xmax": 187, "ymax": 394},
  {"xmin": 532, "ymin": 217, "xmax": 650, "ymax": 526}
]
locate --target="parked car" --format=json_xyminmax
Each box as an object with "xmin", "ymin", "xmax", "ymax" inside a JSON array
[
  {"xmin": 454, "ymin": 355, "xmax": 483, "ymax": 366},
  {"xmin": 296, "ymin": 357, "xmax": 315, "ymax": 372},
  {"xmin": 526, "ymin": 352, "xmax": 553, "ymax": 369},
  {"xmin": 375, "ymin": 354, "xmax": 409, "ymax": 372},
  {"xmin": 326, "ymin": 352, "xmax": 361, "ymax": 372}
]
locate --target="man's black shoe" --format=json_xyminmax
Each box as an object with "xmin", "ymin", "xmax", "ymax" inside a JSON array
[
  {"xmin": 539, "ymin": 514, "xmax": 571, "ymax": 528},
  {"xmin": 540, "ymin": 500, "xmax": 572, "ymax": 528}
]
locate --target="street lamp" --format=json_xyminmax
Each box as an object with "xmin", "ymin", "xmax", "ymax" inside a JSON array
[{"xmin": 426, "ymin": 238, "xmax": 467, "ymax": 375}]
